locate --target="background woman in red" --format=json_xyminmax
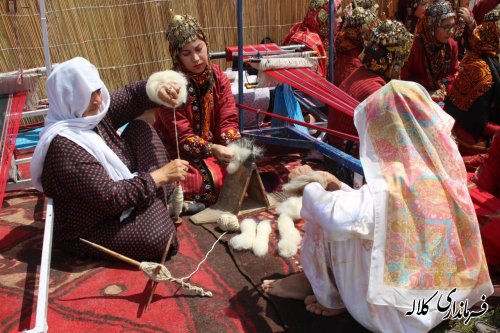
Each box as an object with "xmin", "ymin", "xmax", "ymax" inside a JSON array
[{"xmin": 401, "ymin": 0, "xmax": 459, "ymax": 102}]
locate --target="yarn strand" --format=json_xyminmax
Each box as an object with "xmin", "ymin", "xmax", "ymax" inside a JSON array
[
  {"xmin": 173, "ymin": 106, "xmax": 181, "ymax": 160},
  {"xmin": 139, "ymin": 231, "xmax": 228, "ymax": 297},
  {"xmin": 171, "ymin": 106, "xmax": 184, "ymax": 221},
  {"xmin": 182, "ymin": 231, "xmax": 227, "ymax": 282}
]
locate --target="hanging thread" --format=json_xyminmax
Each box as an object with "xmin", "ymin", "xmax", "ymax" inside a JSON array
[{"xmin": 171, "ymin": 106, "xmax": 184, "ymax": 222}]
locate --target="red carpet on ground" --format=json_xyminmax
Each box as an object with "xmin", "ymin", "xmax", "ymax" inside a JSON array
[{"xmin": 0, "ymin": 154, "xmax": 372, "ymax": 333}]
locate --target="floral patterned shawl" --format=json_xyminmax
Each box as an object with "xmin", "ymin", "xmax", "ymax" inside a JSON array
[{"xmin": 354, "ymin": 80, "xmax": 493, "ymax": 309}]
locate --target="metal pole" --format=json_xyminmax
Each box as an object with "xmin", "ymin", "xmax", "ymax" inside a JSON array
[
  {"xmin": 328, "ymin": 0, "xmax": 335, "ymax": 83},
  {"xmin": 39, "ymin": 0, "xmax": 52, "ymax": 76},
  {"xmin": 237, "ymin": 0, "xmax": 244, "ymax": 132}
]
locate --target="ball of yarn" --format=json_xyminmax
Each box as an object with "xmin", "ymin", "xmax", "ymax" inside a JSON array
[{"xmin": 217, "ymin": 213, "xmax": 240, "ymax": 232}]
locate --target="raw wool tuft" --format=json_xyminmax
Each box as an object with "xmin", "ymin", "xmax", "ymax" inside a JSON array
[
  {"xmin": 282, "ymin": 171, "xmax": 328, "ymax": 196},
  {"xmin": 252, "ymin": 220, "xmax": 272, "ymax": 257},
  {"xmin": 226, "ymin": 138, "xmax": 264, "ymax": 174},
  {"xmin": 277, "ymin": 214, "xmax": 302, "ymax": 257},
  {"xmin": 276, "ymin": 196, "xmax": 302, "ymax": 220},
  {"xmin": 217, "ymin": 212, "xmax": 240, "ymax": 232},
  {"xmin": 229, "ymin": 218, "xmax": 257, "ymax": 251}
]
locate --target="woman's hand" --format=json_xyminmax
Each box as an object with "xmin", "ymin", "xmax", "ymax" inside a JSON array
[
  {"xmin": 151, "ymin": 159, "xmax": 189, "ymax": 187},
  {"xmin": 212, "ymin": 144, "xmax": 235, "ymax": 163},
  {"xmin": 158, "ymin": 83, "xmax": 182, "ymax": 108},
  {"xmin": 430, "ymin": 88, "xmax": 446, "ymax": 102},
  {"xmin": 288, "ymin": 165, "xmax": 313, "ymax": 181},
  {"xmin": 457, "ymin": 8, "xmax": 474, "ymax": 29},
  {"xmin": 316, "ymin": 171, "xmax": 342, "ymax": 191},
  {"xmin": 289, "ymin": 165, "xmax": 341, "ymax": 191}
]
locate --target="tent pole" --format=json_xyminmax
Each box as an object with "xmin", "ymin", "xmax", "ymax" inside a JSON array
[{"xmin": 39, "ymin": 0, "xmax": 52, "ymax": 76}]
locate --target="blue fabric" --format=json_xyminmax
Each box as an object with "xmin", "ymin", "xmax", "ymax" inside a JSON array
[
  {"xmin": 15, "ymin": 123, "xmax": 129, "ymax": 150},
  {"xmin": 271, "ymin": 84, "xmax": 308, "ymax": 133},
  {"xmin": 16, "ymin": 127, "xmax": 42, "ymax": 150}
]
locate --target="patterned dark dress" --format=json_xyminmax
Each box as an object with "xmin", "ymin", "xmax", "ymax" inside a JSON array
[{"xmin": 41, "ymin": 80, "xmax": 178, "ymax": 261}]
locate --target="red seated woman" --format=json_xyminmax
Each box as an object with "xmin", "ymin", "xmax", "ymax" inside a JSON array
[
  {"xmin": 147, "ymin": 14, "xmax": 241, "ymax": 207},
  {"xmin": 282, "ymin": 0, "xmax": 342, "ymax": 78},
  {"xmin": 333, "ymin": 6, "xmax": 380, "ymax": 86},
  {"xmin": 445, "ymin": 5, "xmax": 500, "ymax": 156}
]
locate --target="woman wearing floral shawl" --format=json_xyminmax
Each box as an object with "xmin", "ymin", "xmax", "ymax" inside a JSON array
[{"xmin": 263, "ymin": 80, "xmax": 493, "ymax": 332}]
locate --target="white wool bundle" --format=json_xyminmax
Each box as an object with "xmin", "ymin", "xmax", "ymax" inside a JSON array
[
  {"xmin": 277, "ymin": 214, "xmax": 301, "ymax": 245},
  {"xmin": 278, "ymin": 237, "xmax": 299, "ymax": 258},
  {"xmin": 282, "ymin": 171, "xmax": 328, "ymax": 197},
  {"xmin": 277, "ymin": 214, "xmax": 302, "ymax": 258},
  {"xmin": 276, "ymin": 196, "xmax": 302, "ymax": 221},
  {"xmin": 252, "ymin": 220, "xmax": 272, "ymax": 257},
  {"xmin": 229, "ymin": 218, "xmax": 257, "ymax": 251},
  {"xmin": 226, "ymin": 138, "xmax": 264, "ymax": 174},
  {"xmin": 171, "ymin": 185, "xmax": 184, "ymax": 221},
  {"xmin": 217, "ymin": 212, "xmax": 240, "ymax": 232}
]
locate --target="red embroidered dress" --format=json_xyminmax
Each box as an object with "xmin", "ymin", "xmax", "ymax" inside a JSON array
[{"xmin": 153, "ymin": 64, "xmax": 241, "ymax": 205}]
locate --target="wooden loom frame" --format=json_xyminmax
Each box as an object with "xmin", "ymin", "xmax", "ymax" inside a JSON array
[{"xmin": 234, "ymin": 0, "xmax": 363, "ymax": 180}]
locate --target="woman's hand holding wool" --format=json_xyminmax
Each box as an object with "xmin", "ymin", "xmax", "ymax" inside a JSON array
[
  {"xmin": 212, "ymin": 144, "xmax": 235, "ymax": 163},
  {"xmin": 151, "ymin": 159, "xmax": 189, "ymax": 187},
  {"xmin": 158, "ymin": 83, "xmax": 182, "ymax": 108}
]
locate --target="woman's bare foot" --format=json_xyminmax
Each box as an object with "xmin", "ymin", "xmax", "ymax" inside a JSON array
[
  {"xmin": 304, "ymin": 295, "xmax": 346, "ymax": 316},
  {"xmin": 261, "ymin": 272, "xmax": 313, "ymax": 300}
]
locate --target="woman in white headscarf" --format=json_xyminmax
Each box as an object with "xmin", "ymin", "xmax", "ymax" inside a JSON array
[
  {"xmin": 31, "ymin": 57, "xmax": 189, "ymax": 261},
  {"xmin": 262, "ymin": 80, "xmax": 493, "ymax": 332}
]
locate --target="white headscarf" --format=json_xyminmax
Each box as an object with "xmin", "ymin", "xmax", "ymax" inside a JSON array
[{"xmin": 30, "ymin": 57, "xmax": 136, "ymax": 219}]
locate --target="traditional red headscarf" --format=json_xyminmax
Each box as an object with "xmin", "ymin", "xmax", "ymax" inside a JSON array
[
  {"xmin": 362, "ymin": 20, "xmax": 414, "ymax": 80},
  {"xmin": 335, "ymin": 6, "xmax": 380, "ymax": 54}
]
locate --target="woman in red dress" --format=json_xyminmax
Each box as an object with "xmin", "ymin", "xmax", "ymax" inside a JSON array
[
  {"xmin": 401, "ymin": 0, "xmax": 459, "ymax": 102},
  {"xmin": 333, "ymin": 6, "xmax": 380, "ymax": 86},
  {"xmin": 147, "ymin": 14, "xmax": 241, "ymax": 206},
  {"xmin": 282, "ymin": 0, "xmax": 343, "ymax": 78},
  {"xmin": 445, "ymin": 6, "xmax": 500, "ymax": 155},
  {"xmin": 339, "ymin": 20, "xmax": 413, "ymax": 103},
  {"xmin": 330, "ymin": 20, "xmax": 412, "ymax": 151}
]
